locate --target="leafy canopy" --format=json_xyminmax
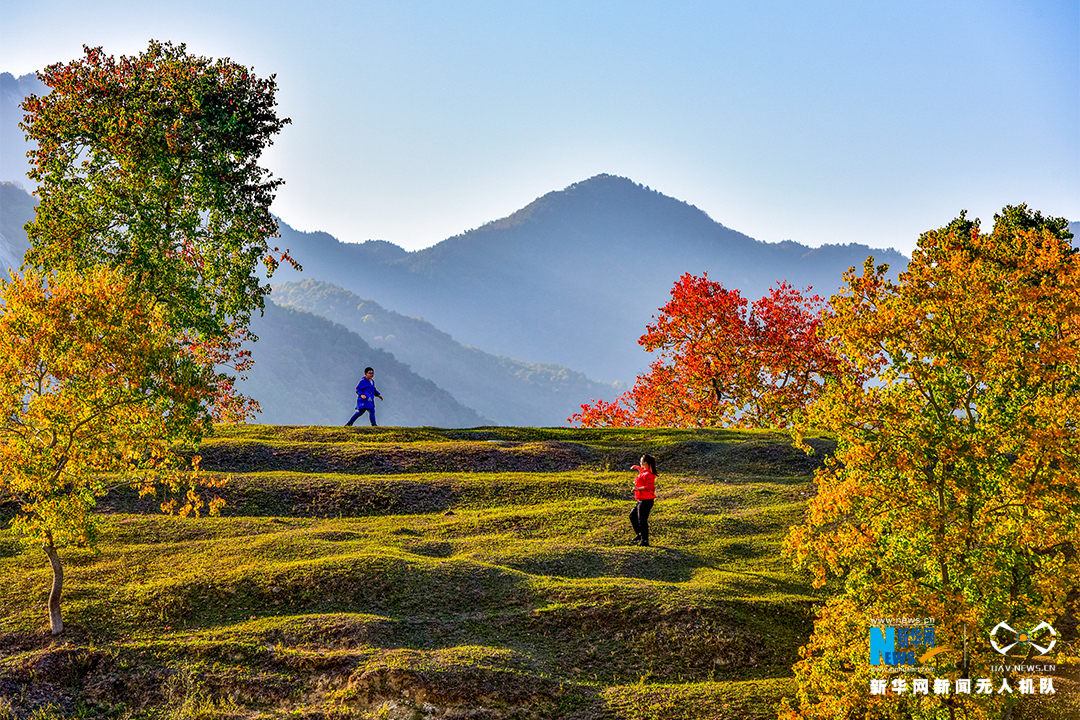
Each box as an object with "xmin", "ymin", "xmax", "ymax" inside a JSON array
[
  {"xmin": 0, "ymin": 266, "xmax": 223, "ymax": 552},
  {"xmin": 570, "ymin": 275, "xmax": 838, "ymax": 428},
  {"xmin": 20, "ymin": 40, "xmax": 293, "ymax": 344},
  {"xmin": 781, "ymin": 206, "xmax": 1080, "ymax": 719}
]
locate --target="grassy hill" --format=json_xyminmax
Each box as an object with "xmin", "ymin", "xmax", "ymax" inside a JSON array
[{"xmin": 0, "ymin": 426, "xmax": 830, "ymax": 719}]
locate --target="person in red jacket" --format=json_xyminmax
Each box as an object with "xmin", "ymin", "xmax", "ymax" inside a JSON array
[{"xmin": 629, "ymin": 454, "xmax": 657, "ymax": 546}]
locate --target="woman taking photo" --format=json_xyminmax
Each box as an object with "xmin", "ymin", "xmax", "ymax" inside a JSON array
[{"xmin": 629, "ymin": 454, "xmax": 657, "ymax": 547}]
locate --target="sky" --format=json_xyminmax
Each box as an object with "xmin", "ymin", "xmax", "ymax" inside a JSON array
[{"xmin": 2, "ymin": 0, "xmax": 1077, "ymax": 255}]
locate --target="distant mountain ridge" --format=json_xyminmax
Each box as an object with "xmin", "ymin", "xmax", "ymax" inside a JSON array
[
  {"xmin": 0, "ymin": 182, "xmax": 490, "ymax": 427},
  {"xmin": 4, "ymin": 58, "xmax": 1077, "ymax": 412},
  {"xmin": 0, "ymin": 181, "xmax": 34, "ymax": 273},
  {"xmin": 272, "ymin": 279, "xmax": 622, "ymax": 426},
  {"xmin": 276, "ymin": 174, "xmax": 911, "ymax": 381},
  {"xmin": 240, "ymin": 302, "xmax": 490, "ymax": 427},
  {"xmin": 0, "ymin": 72, "xmax": 46, "ymax": 185}
]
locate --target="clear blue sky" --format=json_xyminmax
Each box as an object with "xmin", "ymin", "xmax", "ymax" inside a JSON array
[{"xmin": 3, "ymin": 0, "xmax": 1077, "ymax": 254}]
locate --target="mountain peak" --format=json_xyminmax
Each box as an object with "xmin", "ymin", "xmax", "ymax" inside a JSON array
[
  {"xmin": 248, "ymin": 177, "xmax": 912, "ymax": 382},
  {"xmin": 478, "ymin": 173, "xmax": 718, "ymax": 236}
]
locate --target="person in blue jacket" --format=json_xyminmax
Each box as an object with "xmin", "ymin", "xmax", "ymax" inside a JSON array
[{"xmin": 346, "ymin": 367, "xmax": 383, "ymax": 426}]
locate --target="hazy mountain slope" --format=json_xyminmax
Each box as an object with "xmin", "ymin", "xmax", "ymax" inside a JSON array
[
  {"xmin": 0, "ymin": 181, "xmax": 33, "ymax": 272},
  {"xmin": 240, "ymin": 302, "xmax": 490, "ymax": 427},
  {"xmin": 0, "ymin": 181, "xmax": 486, "ymax": 426},
  {"xmin": 272, "ymin": 279, "xmax": 622, "ymax": 426},
  {"xmin": 276, "ymin": 175, "xmax": 911, "ymax": 382},
  {"xmin": 0, "ymin": 72, "xmax": 46, "ymax": 185}
]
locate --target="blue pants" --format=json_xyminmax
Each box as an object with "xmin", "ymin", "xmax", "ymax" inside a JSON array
[{"xmin": 346, "ymin": 407, "xmax": 376, "ymax": 426}]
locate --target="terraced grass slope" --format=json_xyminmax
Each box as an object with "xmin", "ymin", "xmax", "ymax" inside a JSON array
[{"xmin": 0, "ymin": 426, "xmax": 830, "ymax": 719}]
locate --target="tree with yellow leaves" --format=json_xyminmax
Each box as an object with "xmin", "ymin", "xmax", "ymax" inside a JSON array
[
  {"xmin": 781, "ymin": 206, "xmax": 1080, "ymax": 719},
  {"xmin": 7, "ymin": 41, "xmax": 293, "ymax": 634},
  {"xmin": 0, "ymin": 267, "xmax": 225, "ymax": 634}
]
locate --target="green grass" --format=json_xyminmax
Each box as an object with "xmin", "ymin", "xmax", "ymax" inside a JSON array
[{"xmin": 0, "ymin": 425, "xmax": 828, "ymax": 719}]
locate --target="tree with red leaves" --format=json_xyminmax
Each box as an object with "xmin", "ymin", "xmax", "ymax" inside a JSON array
[{"xmin": 569, "ymin": 274, "xmax": 838, "ymax": 428}]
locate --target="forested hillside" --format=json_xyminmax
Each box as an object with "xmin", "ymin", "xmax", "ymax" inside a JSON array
[
  {"xmin": 0, "ymin": 182, "xmax": 33, "ymax": 272},
  {"xmin": 272, "ymin": 279, "xmax": 622, "ymax": 426},
  {"xmin": 0, "ymin": 73, "xmax": 46, "ymax": 185},
  {"xmin": 0, "ymin": 183, "xmax": 488, "ymax": 427},
  {"xmin": 240, "ymin": 302, "xmax": 491, "ymax": 427}
]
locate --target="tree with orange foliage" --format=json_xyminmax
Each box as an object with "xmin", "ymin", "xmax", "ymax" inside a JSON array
[
  {"xmin": 570, "ymin": 276, "xmax": 838, "ymax": 428},
  {"xmin": 0, "ymin": 267, "xmax": 225, "ymax": 634},
  {"xmin": 781, "ymin": 206, "xmax": 1080, "ymax": 719}
]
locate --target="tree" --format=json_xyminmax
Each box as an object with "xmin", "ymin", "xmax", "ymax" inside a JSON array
[
  {"xmin": 781, "ymin": 206, "xmax": 1080, "ymax": 719},
  {"xmin": 569, "ymin": 275, "xmax": 838, "ymax": 427},
  {"xmin": 8, "ymin": 41, "xmax": 293, "ymax": 634},
  {"xmin": 20, "ymin": 40, "xmax": 296, "ymax": 417},
  {"xmin": 0, "ymin": 267, "xmax": 224, "ymax": 634}
]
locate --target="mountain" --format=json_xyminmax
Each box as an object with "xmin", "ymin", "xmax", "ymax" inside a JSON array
[
  {"xmin": 0, "ymin": 181, "xmax": 34, "ymax": 273},
  {"xmin": 0, "ymin": 72, "xmax": 46, "ymax": 185},
  {"xmin": 274, "ymin": 175, "xmax": 911, "ymax": 382},
  {"xmin": 240, "ymin": 301, "xmax": 490, "ymax": 427},
  {"xmin": 271, "ymin": 279, "xmax": 622, "ymax": 426},
  {"xmin": 0, "ymin": 182, "xmax": 491, "ymax": 426}
]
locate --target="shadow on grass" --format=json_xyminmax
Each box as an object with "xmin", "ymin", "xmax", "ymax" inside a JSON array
[{"xmin": 502, "ymin": 544, "xmax": 700, "ymax": 583}]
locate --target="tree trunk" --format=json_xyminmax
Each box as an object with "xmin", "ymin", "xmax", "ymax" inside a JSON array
[{"xmin": 42, "ymin": 534, "xmax": 64, "ymax": 635}]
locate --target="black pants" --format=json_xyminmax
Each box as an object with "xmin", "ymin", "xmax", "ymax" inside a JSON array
[
  {"xmin": 346, "ymin": 407, "xmax": 376, "ymax": 426},
  {"xmin": 629, "ymin": 499, "xmax": 654, "ymax": 545}
]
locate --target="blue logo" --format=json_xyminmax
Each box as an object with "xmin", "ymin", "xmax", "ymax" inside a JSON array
[{"xmin": 870, "ymin": 625, "xmax": 936, "ymax": 666}]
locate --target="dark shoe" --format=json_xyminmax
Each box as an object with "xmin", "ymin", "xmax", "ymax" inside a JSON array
[{"xmin": 640, "ymin": 541, "xmax": 650, "ymax": 547}]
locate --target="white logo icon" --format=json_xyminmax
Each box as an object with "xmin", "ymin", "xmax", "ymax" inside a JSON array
[{"xmin": 990, "ymin": 621, "xmax": 1057, "ymax": 656}]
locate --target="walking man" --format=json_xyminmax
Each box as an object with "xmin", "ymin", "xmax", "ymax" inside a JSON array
[{"xmin": 346, "ymin": 367, "xmax": 383, "ymax": 426}]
